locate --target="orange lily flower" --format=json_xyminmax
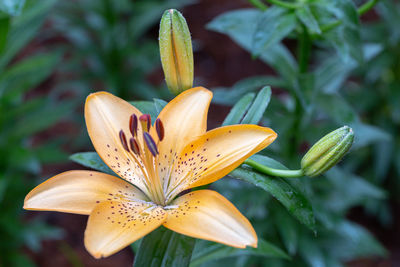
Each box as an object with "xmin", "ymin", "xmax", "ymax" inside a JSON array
[{"xmin": 24, "ymin": 87, "xmax": 277, "ymax": 259}]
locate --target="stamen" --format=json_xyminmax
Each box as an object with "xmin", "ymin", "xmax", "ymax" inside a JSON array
[
  {"xmin": 143, "ymin": 132, "xmax": 159, "ymax": 157},
  {"xmin": 155, "ymin": 118, "xmax": 165, "ymax": 141},
  {"xmin": 139, "ymin": 114, "xmax": 151, "ymax": 132},
  {"xmin": 129, "ymin": 138, "xmax": 140, "ymax": 155},
  {"xmin": 119, "ymin": 130, "xmax": 129, "ymax": 152},
  {"xmin": 129, "ymin": 114, "xmax": 138, "ymax": 137}
]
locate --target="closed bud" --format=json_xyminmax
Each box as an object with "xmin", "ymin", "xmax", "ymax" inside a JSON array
[
  {"xmin": 159, "ymin": 9, "xmax": 193, "ymax": 95},
  {"xmin": 301, "ymin": 126, "xmax": 354, "ymax": 177}
]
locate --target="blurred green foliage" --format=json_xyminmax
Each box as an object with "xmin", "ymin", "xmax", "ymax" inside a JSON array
[
  {"xmin": 2, "ymin": 0, "xmax": 399, "ymax": 266},
  {"xmin": 0, "ymin": 0, "xmax": 74, "ymax": 266},
  {"xmin": 198, "ymin": 0, "xmax": 397, "ymax": 265},
  {"xmin": 50, "ymin": 0, "xmax": 194, "ymax": 100}
]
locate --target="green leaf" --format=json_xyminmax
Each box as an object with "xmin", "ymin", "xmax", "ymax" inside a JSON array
[
  {"xmin": 316, "ymin": 92, "xmax": 358, "ymax": 124},
  {"xmin": 0, "ymin": 16, "xmax": 10, "ymax": 53},
  {"xmin": 190, "ymin": 239, "xmax": 290, "ymax": 266},
  {"xmin": 323, "ymin": 167, "xmax": 386, "ymax": 212},
  {"xmin": 212, "ymin": 75, "xmax": 285, "ymax": 105},
  {"xmin": 323, "ymin": 220, "xmax": 387, "ymax": 260},
  {"xmin": 0, "ymin": 0, "xmax": 57, "ymax": 70},
  {"xmin": 0, "ymin": 0, "xmax": 25, "ymax": 16},
  {"xmin": 222, "ymin": 93, "xmax": 255, "ymax": 126},
  {"xmin": 296, "ymin": 5, "xmax": 321, "ymax": 34},
  {"xmin": 0, "ymin": 52, "xmax": 61, "ymax": 100},
  {"xmin": 207, "ymin": 9, "xmax": 298, "ymax": 85},
  {"xmin": 130, "ymin": 98, "xmax": 166, "ymax": 122},
  {"xmin": 324, "ymin": 0, "xmax": 363, "ymax": 64},
  {"xmin": 230, "ymin": 163, "xmax": 316, "ymax": 231},
  {"xmin": 134, "ymin": 226, "xmax": 195, "ymax": 267},
  {"xmin": 130, "ymin": 0, "xmax": 195, "ymax": 38},
  {"xmin": 154, "ymin": 98, "xmax": 168, "ymax": 115},
  {"xmin": 241, "ymin": 86, "xmax": 271, "ymax": 124},
  {"xmin": 298, "ymin": 234, "xmax": 327, "ymax": 267},
  {"xmin": 314, "ymin": 56, "xmax": 356, "ymax": 94},
  {"xmin": 351, "ymin": 122, "xmax": 391, "ymax": 149},
  {"xmin": 23, "ymin": 219, "xmax": 64, "ymax": 252},
  {"xmin": 69, "ymin": 152, "xmax": 114, "ymax": 175},
  {"xmin": 273, "ymin": 206, "xmax": 299, "ymax": 255},
  {"xmin": 12, "ymin": 100, "xmax": 76, "ymax": 137},
  {"xmin": 253, "ymin": 7, "xmax": 297, "ymax": 56},
  {"xmin": 130, "ymin": 101, "xmax": 159, "ymax": 122}
]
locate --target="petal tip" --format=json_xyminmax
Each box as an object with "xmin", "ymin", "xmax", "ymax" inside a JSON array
[{"xmin": 184, "ymin": 86, "xmax": 213, "ymax": 99}]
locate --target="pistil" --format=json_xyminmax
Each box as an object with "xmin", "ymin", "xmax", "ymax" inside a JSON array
[{"xmin": 120, "ymin": 113, "xmax": 167, "ymax": 205}]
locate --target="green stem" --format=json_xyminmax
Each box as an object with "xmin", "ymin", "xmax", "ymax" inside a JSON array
[
  {"xmin": 358, "ymin": 0, "xmax": 379, "ymax": 15},
  {"xmin": 244, "ymin": 159, "xmax": 304, "ymax": 178},
  {"xmin": 248, "ymin": 0, "xmax": 268, "ymax": 10},
  {"xmin": 298, "ymin": 25, "xmax": 311, "ymax": 73},
  {"xmin": 265, "ymin": 0, "xmax": 299, "ymax": 9},
  {"xmin": 320, "ymin": 0, "xmax": 380, "ymax": 34}
]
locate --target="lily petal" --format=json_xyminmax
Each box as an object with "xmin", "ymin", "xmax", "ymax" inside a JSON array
[
  {"xmin": 152, "ymin": 87, "xmax": 212, "ymax": 188},
  {"xmin": 167, "ymin": 125, "xmax": 276, "ymax": 196},
  {"xmin": 85, "ymin": 200, "xmax": 166, "ymax": 258},
  {"xmin": 163, "ymin": 190, "xmax": 257, "ymax": 248},
  {"xmin": 85, "ymin": 92, "xmax": 149, "ymax": 194},
  {"xmin": 24, "ymin": 171, "xmax": 147, "ymax": 215}
]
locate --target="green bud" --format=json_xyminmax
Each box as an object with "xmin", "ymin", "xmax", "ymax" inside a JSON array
[
  {"xmin": 159, "ymin": 9, "xmax": 193, "ymax": 95},
  {"xmin": 301, "ymin": 126, "xmax": 354, "ymax": 177}
]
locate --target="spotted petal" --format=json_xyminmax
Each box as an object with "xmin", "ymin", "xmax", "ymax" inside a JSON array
[
  {"xmin": 85, "ymin": 92, "xmax": 150, "ymax": 195},
  {"xmin": 163, "ymin": 190, "xmax": 257, "ymax": 248},
  {"xmin": 166, "ymin": 125, "xmax": 277, "ymax": 198},
  {"xmin": 85, "ymin": 200, "xmax": 166, "ymax": 258},
  {"xmin": 153, "ymin": 87, "xmax": 212, "ymax": 188},
  {"xmin": 24, "ymin": 171, "xmax": 147, "ymax": 215}
]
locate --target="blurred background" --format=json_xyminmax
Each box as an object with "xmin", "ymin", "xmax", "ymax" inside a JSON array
[{"xmin": 0, "ymin": 0, "xmax": 399, "ymax": 266}]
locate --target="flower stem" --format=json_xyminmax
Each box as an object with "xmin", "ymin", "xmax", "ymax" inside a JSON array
[
  {"xmin": 298, "ymin": 25, "xmax": 311, "ymax": 73},
  {"xmin": 244, "ymin": 159, "xmax": 304, "ymax": 178},
  {"xmin": 265, "ymin": 0, "xmax": 299, "ymax": 9},
  {"xmin": 248, "ymin": 0, "xmax": 268, "ymax": 11}
]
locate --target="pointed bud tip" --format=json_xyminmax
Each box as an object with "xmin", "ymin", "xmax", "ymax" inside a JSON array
[
  {"xmin": 159, "ymin": 8, "xmax": 193, "ymax": 95},
  {"xmin": 301, "ymin": 126, "xmax": 354, "ymax": 177}
]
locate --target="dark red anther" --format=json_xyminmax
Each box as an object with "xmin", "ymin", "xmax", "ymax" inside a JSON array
[
  {"xmin": 139, "ymin": 114, "xmax": 151, "ymax": 132},
  {"xmin": 129, "ymin": 138, "xmax": 140, "ymax": 155},
  {"xmin": 119, "ymin": 130, "xmax": 129, "ymax": 152},
  {"xmin": 155, "ymin": 118, "xmax": 165, "ymax": 141},
  {"xmin": 129, "ymin": 114, "xmax": 138, "ymax": 137},
  {"xmin": 143, "ymin": 132, "xmax": 159, "ymax": 157}
]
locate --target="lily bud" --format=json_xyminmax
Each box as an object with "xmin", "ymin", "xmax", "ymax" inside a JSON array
[
  {"xmin": 301, "ymin": 126, "xmax": 354, "ymax": 177},
  {"xmin": 159, "ymin": 9, "xmax": 193, "ymax": 95}
]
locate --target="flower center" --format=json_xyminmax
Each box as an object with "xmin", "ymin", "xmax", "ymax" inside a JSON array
[{"xmin": 119, "ymin": 113, "xmax": 166, "ymax": 205}]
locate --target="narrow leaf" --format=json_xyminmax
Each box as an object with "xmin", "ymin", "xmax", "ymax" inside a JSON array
[
  {"xmin": 206, "ymin": 9, "xmax": 298, "ymax": 86},
  {"xmin": 252, "ymin": 7, "xmax": 297, "ymax": 56},
  {"xmin": 231, "ymin": 159, "xmax": 316, "ymax": 231},
  {"xmin": 0, "ymin": 0, "xmax": 57, "ymax": 70},
  {"xmin": 296, "ymin": 5, "xmax": 321, "ymax": 34},
  {"xmin": 222, "ymin": 93, "xmax": 255, "ymax": 126},
  {"xmin": 69, "ymin": 152, "xmax": 114, "ymax": 175},
  {"xmin": 153, "ymin": 98, "xmax": 168, "ymax": 115},
  {"xmin": 241, "ymin": 86, "xmax": 271, "ymax": 124}
]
